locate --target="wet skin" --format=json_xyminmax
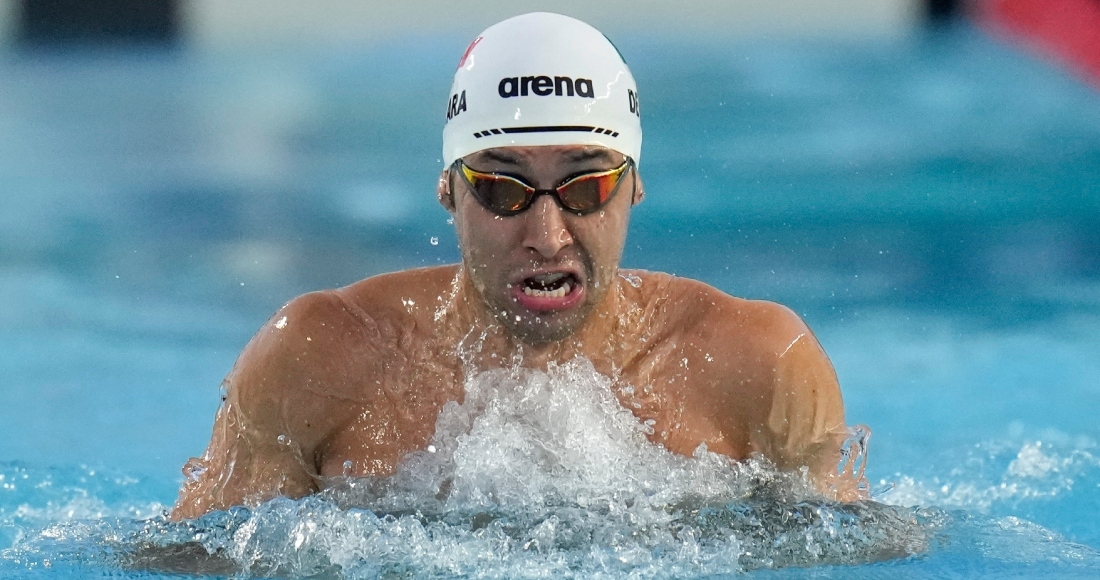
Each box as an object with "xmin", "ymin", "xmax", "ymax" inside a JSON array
[{"xmin": 170, "ymin": 145, "xmax": 866, "ymax": 520}]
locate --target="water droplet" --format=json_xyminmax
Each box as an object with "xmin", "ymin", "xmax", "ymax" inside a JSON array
[
  {"xmin": 427, "ymin": 445, "xmax": 437, "ymax": 453},
  {"xmin": 447, "ymin": 216, "xmax": 455, "ymax": 225},
  {"xmin": 275, "ymin": 316, "xmax": 288, "ymax": 329},
  {"xmin": 342, "ymin": 460, "xmax": 354, "ymax": 476},
  {"xmin": 430, "ymin": 237, "xmax": 439, "ymax": 246},
  {"xmin": 277, "ymin": 434, "xmax": 289, "ymax": 445}
]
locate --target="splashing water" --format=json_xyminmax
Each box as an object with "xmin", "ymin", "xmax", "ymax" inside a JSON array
[
  {"xmin": 0, "ymin": 359, "xmax": 930, "ymax": 578},
  {"xmin": 6, "ymin": 359, "xmax": 1099, "ymax": 577}
]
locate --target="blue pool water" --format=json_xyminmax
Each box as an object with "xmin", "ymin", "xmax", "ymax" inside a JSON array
[{"xmin": 1, "ymin": 25, "xmax": 1099, "ymax": 577}]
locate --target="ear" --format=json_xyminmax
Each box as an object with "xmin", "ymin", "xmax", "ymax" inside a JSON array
[
  {"xmin": 437, "ymin": 169, "xmax": 456, "ymax": 213},
  {"xmin": 631, "ymin": 172, "xmax": 645, "ymax": 206}
]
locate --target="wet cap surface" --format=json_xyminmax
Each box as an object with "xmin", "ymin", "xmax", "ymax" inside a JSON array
[{"xmin": 442, "ymin": 12, "xmax": 643, "ymax": 165}]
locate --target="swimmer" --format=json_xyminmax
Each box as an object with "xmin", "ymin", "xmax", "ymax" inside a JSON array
[{"xmin": 170, "ymin": 13, "xmax": 868, "ymax": 520}]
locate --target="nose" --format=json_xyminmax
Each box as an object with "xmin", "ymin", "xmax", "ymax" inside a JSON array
[{"xmin": 522, "ymin": 194, "xmax": 574, "ymax": 258}]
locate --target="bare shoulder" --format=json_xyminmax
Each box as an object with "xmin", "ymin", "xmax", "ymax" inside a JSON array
[
  {"xmin": 635, "ymin": 273, "xmax": 848, "ymax": 484},
  {"xmin": 335, "ymin": 265, "xmax": 461, "ymax": 318},
  {"xmin": 631, "ymin": 271, "xmax": 836, "ymax": 415},
  {"xmin": 235, "ymin": 266, "xmax": 462, "ymax": 391},
  {"xmin": 225, "ymin": 289, "xmax": 369, "ymax": 449},
  {"xmin": 629, "ymin": 271, "xmax": 811, "ymax": 357},
  {"xmin": 227, "ymin": 265, "xmax": 461, "ymax": 451},
  {"xmin": 257, "ymin": 264, "xmax": 462, "ymax": 372}
]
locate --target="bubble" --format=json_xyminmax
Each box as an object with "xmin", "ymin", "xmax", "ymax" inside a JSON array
[{"xmin": 429, "ymin": 237, "xmax": 439, "ymax": 246}]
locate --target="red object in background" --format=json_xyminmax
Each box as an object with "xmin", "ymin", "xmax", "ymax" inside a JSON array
[{"xmin": 974, "ymin": 0, "xmax": 1100, "ymax": 88}]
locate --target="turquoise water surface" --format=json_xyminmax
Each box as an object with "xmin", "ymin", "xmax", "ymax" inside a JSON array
[{"xmin": 1, "ymin": 25, "xmax": 1099, "ymax": 577}]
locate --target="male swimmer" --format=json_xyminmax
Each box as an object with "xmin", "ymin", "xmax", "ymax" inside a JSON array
[{"xmin": 171, "ymin": 13, "xmax": 866, "ymax": 520}]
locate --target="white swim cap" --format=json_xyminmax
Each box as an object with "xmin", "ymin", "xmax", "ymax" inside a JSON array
[{"xmin": 442, "ymin": 13, "xmax": 642, "ymax": 166}]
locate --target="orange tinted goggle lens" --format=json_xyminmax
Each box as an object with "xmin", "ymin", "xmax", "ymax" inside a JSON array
[{"xmin": 457, "ymin": 160, "xmax": 632, "ymax": 216}]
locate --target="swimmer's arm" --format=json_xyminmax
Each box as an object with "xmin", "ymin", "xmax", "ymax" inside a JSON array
[
  {"xmin": 170, "ymin": 293, "xmax": 353, "ymax": 520},
  {"xmin": 758, "ymin": 313, "xmax": 867, "ymax": 501},
  {"xmin": 169, "ymin": 387, "xmax": 319, "ymax": 520}
]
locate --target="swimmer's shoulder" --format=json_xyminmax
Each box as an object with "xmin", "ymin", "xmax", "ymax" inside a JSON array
[
  {"xmin": 627, "ymin": 270, "xmax": 814, "ymax": 358},
  {"xmin": 633, "ymin": 272, "xmax": 837, "ymax": 434},
  {"xmin": 332, "ymin": 265, "xmax": 461, "ymax": 324},
  {"xmin": 225, "ymin": 267, "xmax": 461, "ymax": 449},
  {"xmin": 248, "ymin": 265, "xmax": 459, "ymax": 371},
  {"xmin": 222, "ymin": 289, "xmax": 367, "ymax": 454},
  {"xmin": 257, "ymin": 266, "xmax": 459, "ymax": 340}
]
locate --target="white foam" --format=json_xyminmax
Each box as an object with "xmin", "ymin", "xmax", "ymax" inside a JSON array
[
  {"xmin": 3, "ymin": 360, "xmax": 929, "ymax": 577},
  {"xmin": 880, "ymin": 439, "xmax": 1099, "ymax": 510},
  {"xmin": 340, "ymin": 358, "xmax": 760, "ymax": 513},
  {"xmin": 127, "ymin": 359, "xmax": 921, "ymax": 577}
]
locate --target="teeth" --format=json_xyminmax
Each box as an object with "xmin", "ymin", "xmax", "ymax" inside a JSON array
[
  {"xmin": 523, "ymin": 281, "xmax": 572, "ymax": 298},
  {"xmin": 530, "ymin": 272, "xmax": 568, "ymax": 285}
]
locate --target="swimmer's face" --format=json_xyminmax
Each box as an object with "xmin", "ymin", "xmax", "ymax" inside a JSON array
[{"xmin": 441, "ymin": 145, "xmax": 642, "ymax": 345}]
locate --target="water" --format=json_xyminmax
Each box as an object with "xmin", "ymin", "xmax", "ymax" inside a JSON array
[{"xmin": 2, "ymin": 25, "xmax": 1100, "ymax": 577}]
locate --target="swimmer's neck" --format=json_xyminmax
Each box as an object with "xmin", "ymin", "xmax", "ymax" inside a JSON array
[{"xmin": 448, "ymin": 268, "xmax": 630, "ymax": 372}]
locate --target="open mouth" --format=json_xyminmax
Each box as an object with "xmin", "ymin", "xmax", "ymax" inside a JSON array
[
  {"xmin": 512, "ymin": 270, "xmax": 584, "ymax": 312},
  {"xmin": 521, "ymin": 272, "xmax": 578, "ymax": 298}
]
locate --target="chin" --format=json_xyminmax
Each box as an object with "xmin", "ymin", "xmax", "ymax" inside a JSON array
[{"xmin": 499, "ymin": 307, "xmax": 587, "ymax": 346}]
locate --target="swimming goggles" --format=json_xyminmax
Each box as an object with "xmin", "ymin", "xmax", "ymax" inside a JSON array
[{"xmin": 453, "ymin": 158, "xmax": 634, "ymax": 216}]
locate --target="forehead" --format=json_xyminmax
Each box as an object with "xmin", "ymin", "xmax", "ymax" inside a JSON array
[{"xmin": 463, "ymin": 145, "xmax": 625, "ymax": 167}]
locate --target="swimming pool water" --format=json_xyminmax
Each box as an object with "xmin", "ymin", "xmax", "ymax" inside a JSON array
[{"xmin": 1, "ymin": 25, "xmax": 1099, "ymax": 577}]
